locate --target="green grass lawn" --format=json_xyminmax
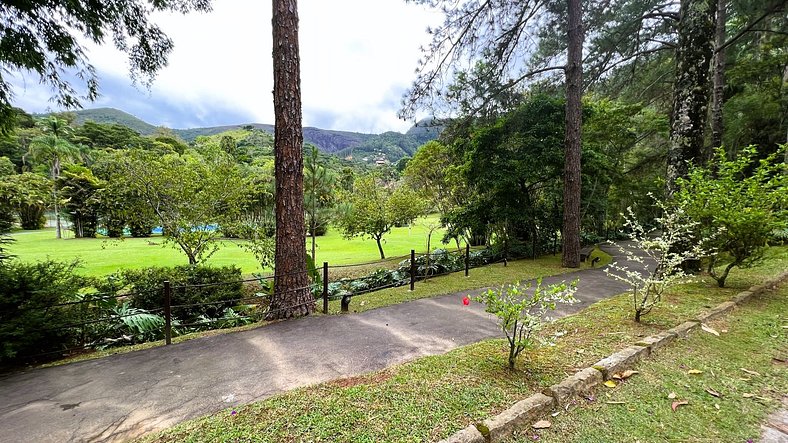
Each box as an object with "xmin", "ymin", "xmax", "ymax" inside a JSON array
[
  {"xmin": 6, "ymin": 217, "xmax": 453, "ymax": 276},
  {"xmin": 138, "ymin": 247, "xmax": 788, "ymax": 443}
]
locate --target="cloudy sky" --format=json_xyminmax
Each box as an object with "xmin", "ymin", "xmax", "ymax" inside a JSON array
[{"xmin": 10, "ymin": 0, "xmax": 443, "ymax": 134}]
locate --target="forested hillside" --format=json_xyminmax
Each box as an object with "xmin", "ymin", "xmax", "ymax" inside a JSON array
[{"xmin": 57, "ymin": 107, "xmax": 438, "ymax": 162}]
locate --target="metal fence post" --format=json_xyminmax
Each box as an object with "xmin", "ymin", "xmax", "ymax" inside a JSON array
[
  {"xmin": 163, "ymin": 280, "xmax": 172, "ymax": 345},
  {"xmin": 410, "ymin": 249, "xmax": 416, "ymax": 291},
  {"xmin": 465, "ymin": 243, "xmax": 470, "ymax": 277},
  {"xmin": 322, "ymin": 262, "xmax": 329, "ymax": 314}
]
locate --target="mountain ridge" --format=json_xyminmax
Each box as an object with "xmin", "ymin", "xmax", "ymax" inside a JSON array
[{"xmin": 67, "ymin": 107, "xmax": 444, "ymax": 161}]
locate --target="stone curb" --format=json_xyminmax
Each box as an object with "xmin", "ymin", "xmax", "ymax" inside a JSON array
[
  {"xmin": 592, "ymin": 345, "xmax": 650, "ymax": 380},
  {"xmin": 478, "ymin": 393, "xmax": 555, "ymax": 442},
  {"xmin": 543, "ymin": 367, "xmax": 603, "ymax": 407},
  {"xmin": 436, "ymin": 425, "xmax": 485, "ymax": 443},
  {"xmin": 436, "ymin": 271, "xmax": 788, "ymax": 442},
  {"xmin": 695, "ymin": 301, "xmax": 736, "ymax": 323},
  {"xmin": 634, "ymin": 330, "xmax": 677, "ymax": 353}
]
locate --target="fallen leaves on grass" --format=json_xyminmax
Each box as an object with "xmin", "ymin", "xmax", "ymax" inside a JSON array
[
  {"xmin": 604, "ymin": 380, "xmax": 617, "ymax": 388},
  {"xmin": 743, "ymin": 393, "xmax": 754, "ymax": 398},
  {"xmin": 740, "ymin": 368, "xmax": 761, "ymax": 376},
  {"xmin": 701, "ymin": 324, "xmax": 720, "ymax": 336},
  {"xmin": 671, "ymin": 400, "xmax": 689, "ymax": 412},
  {"xmin": 705, "ymin": 388, "xmax": 721, "ymax": 398},
  {"xmin": 687, "ymin": 369, "xmax": 703, "ymax": 375},
  {"xmin": 668, "ymin": 392, "xmax": 677, "ymax": 399},
  {"xmin": 612, "ymin": 370, "xmax": 639, "ymax": 380}
]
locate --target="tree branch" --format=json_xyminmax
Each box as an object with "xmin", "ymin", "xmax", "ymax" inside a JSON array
[{"xmin": 718, "ymin": 3, "xmax": 785, "ymax": 52}]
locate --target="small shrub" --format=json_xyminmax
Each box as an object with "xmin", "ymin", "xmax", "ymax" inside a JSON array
[
  {"xmin": 471, "ymin": 278, "xmax": 577, "ymax": 370},
  {"xmin": 396, "ymin": 249, "xmax": 465, "ymax": 278},
  {"xmin": 115, "ymin": 265, "xmax": 244, "ymax": 323},
  {"xmin": 467, "ymin": 249, "xmax": 494, "ymax": 267},
  {"xmin": 0, "ymin": 260, "xmax": 93, "ymax": 361},
  {"xmin": 676, "ymin": 146, "xmax": 787, "ymax": 287},
  {"xmin": 93, "ymin": 302, "xmax": 166, "ymax": 348},
  {"xmin": 770, "ymin": 228, "xmax": 788, "ymax": 246},
  {"xmin": 605, "ymin": 200, "xmax": 711, "ymax": 322}
]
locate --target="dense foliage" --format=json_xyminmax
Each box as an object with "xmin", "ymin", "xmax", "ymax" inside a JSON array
[
  {"xmin": 116, "ymin": 265, "xmax": 245, "ymax": 323},
  {"xmin": 0, "ymin": 260, "xmax": 91, "ymax": 360},
  {"xmin": 676, "ymin": 145, "xmax": 788, "ymax": 287},
  {"xmin": 0, "ymin": 261, "xmax": 249, "ymax": 363}
]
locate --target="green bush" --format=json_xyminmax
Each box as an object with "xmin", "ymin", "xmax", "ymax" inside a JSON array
[
  {"xmin": 116, "ymin": 265, "xmax": 244, "ymax": 323},
  {"xmin": 0, "ymin": 260, "xmax": 92, "ymax": 361}
]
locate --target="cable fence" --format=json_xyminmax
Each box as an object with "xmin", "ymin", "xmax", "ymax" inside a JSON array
[{"xmin": 7, "ymin": 245, "xmax": 513, "ymax": 363}]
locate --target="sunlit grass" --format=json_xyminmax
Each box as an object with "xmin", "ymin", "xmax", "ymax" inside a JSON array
[{"xmin": 7, "ymin": 216, "xmax": 451, "ymax": 276}]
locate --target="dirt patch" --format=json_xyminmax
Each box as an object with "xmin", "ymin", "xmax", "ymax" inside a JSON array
[{"xmin": 330, "ymin": 370, "xmax": 393, "ymax": 388}]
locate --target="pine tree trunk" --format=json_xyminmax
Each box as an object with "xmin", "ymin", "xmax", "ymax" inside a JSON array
[
  {"xmin": 710, "ymin": 0, "xmax": 726, "ymax": 154},
  {"xmin": 666, "ymin": 0, "xmax": 718, "ymax": 196},
  {"xmin": 269, "ymin": 0, "xmax": 314, "ymax": 320},
  {"xmin": 561, "ymin": 0, "xmax": 583, "ymax": 268}
]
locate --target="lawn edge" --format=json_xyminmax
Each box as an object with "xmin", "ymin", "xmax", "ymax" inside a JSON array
[{"xmin": 437, "ymin": 269, "xmax": 788, "ymax": 443}]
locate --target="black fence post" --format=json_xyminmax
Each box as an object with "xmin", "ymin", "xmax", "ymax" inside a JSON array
[
  {"xmin": 322, "ymin": 262, "xmax": 329, "ymax": 314},
  {"xmin": 410, "ymin": 249, "xmax": 416, "ymax": 291},
  {"xmin": 163, "ymin": 280, "xmax": 172, "ymax": 345},
  {"xmin": 465, "ymin": 243, "xmax": 470, "ymax": 277}
]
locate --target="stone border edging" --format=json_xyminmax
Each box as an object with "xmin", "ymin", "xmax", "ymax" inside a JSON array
[{"xmin": 436, "ymin": 270, "xmax": 788, "ymax": 443}]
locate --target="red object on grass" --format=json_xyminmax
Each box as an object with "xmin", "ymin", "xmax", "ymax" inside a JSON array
[{"xmin": 462, "ymin": 296, "xmax": 470, "ymax": 305}]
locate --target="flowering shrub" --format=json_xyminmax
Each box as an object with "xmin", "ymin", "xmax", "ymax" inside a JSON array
[
  {"xmin": 471, "ymin": 278, "xmax": 577, "ymax": 369},
  {"xmin": 605, "ymin": 199, "xmax": 711, "ymax": 322}
]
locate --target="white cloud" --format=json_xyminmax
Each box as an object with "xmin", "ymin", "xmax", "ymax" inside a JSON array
[{"xmin": 18, "ymin": 0, "xmax": 442, "ymax": 133}]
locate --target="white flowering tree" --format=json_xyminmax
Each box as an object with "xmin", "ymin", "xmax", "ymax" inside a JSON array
[
  {"xmin": 472, "ymin": 278, "xmax": 577, "ymax": 370},
  {"xmin": 605, "ymin": 200, "xmax": 711, "ymax": 322}
]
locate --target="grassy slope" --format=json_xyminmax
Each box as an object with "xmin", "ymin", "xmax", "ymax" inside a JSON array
[
  {"xmin": 510, "ymin": 289, "xmax": 787, "ymax": 442},
  {"xmin": 139, "ymin": 247, "xmax": 788, "ymax": 443},
  {"xmin": 326, "ymin": 248, "xmax": 610, "ymax": 314},
  {"xmin": 7, "ymin": 217, "xmax": 452, "ymax": 276}
]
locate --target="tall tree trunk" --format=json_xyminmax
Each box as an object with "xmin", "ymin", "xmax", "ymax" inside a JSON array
[
  {"xmin": 561, "ymin": 0, "xmax": 583, "ymax": 268},
  {"xmin": 710, "ymin": 0, "xmax": 727, "ymax": 155},
  {"xmin": 269, "ymin": 0, "xmax": 314, "ymax": 320},
  {"xmin": 666, "ymin": 0, "xmax": 718, "ymax": 196}
]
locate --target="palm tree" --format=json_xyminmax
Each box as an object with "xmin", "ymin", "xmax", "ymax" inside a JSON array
[
  {"xmin": 27, "ymin": 116, "xmax": 81, "ymax": 238},
  {"xmin": 304, "ymin": 145, "xmax": 335, "ymax": 262}
]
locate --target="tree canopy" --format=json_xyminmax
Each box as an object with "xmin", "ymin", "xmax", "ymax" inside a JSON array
[{"xmin": 0, "ymin": 0, "xmax": 212, "ymax": 132}]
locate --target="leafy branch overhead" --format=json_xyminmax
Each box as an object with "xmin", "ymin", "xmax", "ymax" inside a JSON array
[{"xmin": 0, "ymin": 0, "xmax": 213, "ymax": 132}]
